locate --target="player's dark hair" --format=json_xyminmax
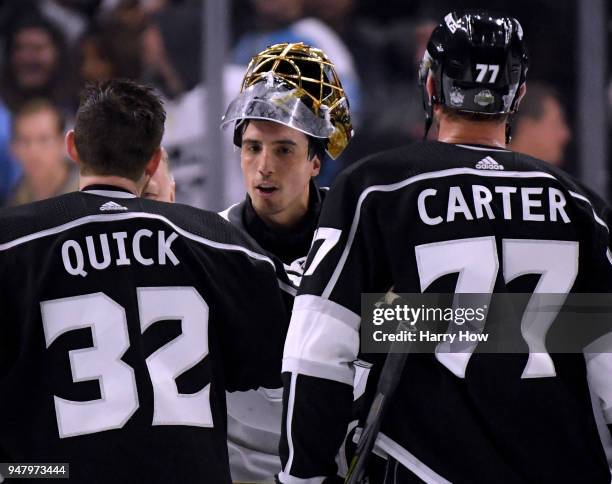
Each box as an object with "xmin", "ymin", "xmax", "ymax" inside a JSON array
[
  {"xmin": 74, "ymin": 79, "xmax": 165, "ymax": 181},
  {"xmin": 235, "ymin": 120, "xmax": 326, "ymax": 162}
]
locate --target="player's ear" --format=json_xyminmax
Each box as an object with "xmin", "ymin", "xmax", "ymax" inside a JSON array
[
  {"xmin": 144, "ymin": 147, "xmax": 162, "ymax": 177},
  {"xmin": 310, "ymin": 155, "xmax": 321, "ymax": 178},
  {"xmin": 65, "ymin": 130, "xmax": 80, "ymax": 165}
]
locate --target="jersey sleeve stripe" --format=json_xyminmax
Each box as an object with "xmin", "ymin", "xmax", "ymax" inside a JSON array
[
  {"xmin": 277, "ymin": 471, "xmax": 325, "ymax": 483},
  {"xmin": 279, "ymin": 280, "xmax": 298, "ymax": 296},
  {"xmin": 361, "ymin": 431, "xmax": 452, "ymax": 484},
  {"xmin": 281, "ymin": 372, "xmax": 298, "ymax": 480},
  {"xmin": 282, "ymin": 295, "xmax": 359, "ymax": 386},
  {"xmin": 321, "ymin": 168, "xmax": 558, "ymax": 299},
  {"xmin": 568, "ymin": 191, "xmax": 610, "ymax": 233}
]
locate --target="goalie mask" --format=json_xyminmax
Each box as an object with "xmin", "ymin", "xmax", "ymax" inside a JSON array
[
  {"xmin": 221, "ymin": 42, "xmax": 353, "ymax": 159},
  {"xmin": 418, "ymin": 11, "xmax": 529, "ymax": 138}
]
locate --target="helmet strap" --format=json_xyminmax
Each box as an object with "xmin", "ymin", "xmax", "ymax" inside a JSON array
[
  {"xmin": 423, "ymin": 94, "xmax": 437, "ymax": 140},
  {"xmin": 423, "ymin": 117, "xmax": 433, "ymax": 140},
  {"xmin": 505, "ymin": 115, "xmax": 514, "ymax": 144}
]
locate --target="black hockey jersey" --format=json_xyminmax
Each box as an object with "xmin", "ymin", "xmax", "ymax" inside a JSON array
[
  {"xmin": 220, "ymin": 180, "xmax": 327, "ymax": 290},
  {"xmin": 279, "ymin": 142, "xmax": 612, "ymax": 483},
  {"xmin": 220, "ymin": 181, "xmax": 329, "ymax": 482},
  {"xmin": 0, "ymin": 186, "xmax": 288, "ymax": 484}
]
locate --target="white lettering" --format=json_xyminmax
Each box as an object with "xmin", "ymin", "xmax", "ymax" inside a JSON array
[
  {"xmin": 133, "ymin": 229, "xmax": 154, "ymax": 266},
  {"xmin": 459, "ymin": 331, "xmax": 489, "ymax": 342},
  {"xmin": 472, "ymin": 185, "xmax": 495, "ymax": 219},
  {"xmin": 447, "ymin": 186, "xmax": 474, "ymax": 222},
  {"xmin": 494, "ymin": 186, "xmax": 517, "ymax": 219},
  {"xmin": 86, "ymin": 234, "xmax": 111, "ymax": 270},
  {"xmin": 522, "ymin": 187, "xmax": 545, "ymax": 221},
  {"xmin": 548, "ymin": 187, "xmax": 570, "ymax": 223},
  {"xmin": 418, "ymin": 189, "xmax": 443, "ymax": 225},
  {"xmin": 61, "ymin": 240, "xmax": 88, "ymax": 277},
  {"xmin": 113, "ymin": 232, "xmax": 131, "ymax": 266},
  {"xmin": 158, "ymin": 231, "xmax": 179, "ymax": 266}
]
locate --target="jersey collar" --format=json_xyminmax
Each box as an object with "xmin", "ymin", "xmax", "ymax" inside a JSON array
[
  {"xmin": 81, "ymin": 184, "xmax": 138, "ymax": 199},
  {"xmin": 454, "ymin": 143, "xmax": 510, "ymax": 152}
]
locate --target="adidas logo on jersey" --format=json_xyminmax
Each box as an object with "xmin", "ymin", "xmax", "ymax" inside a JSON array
[
  {"xmin": 475, "ymin": 156, "xmax": 504, "ymax": 170},
  {"xmin": 100, "ymin": 201, "xmax": 128, "ymax": 211}
]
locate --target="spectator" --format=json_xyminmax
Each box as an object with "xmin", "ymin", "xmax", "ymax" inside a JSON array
[
  {"xmin": 510, "ymin": 82, "xmax": 571, "ymax": 167},
  {"xmin": 78, "ymin": 25, "xmax": 142, "ymax": 83},
  {"xmin": 141, "ymin": 0, "xmax": 202, "ymax": 99},
  {"xmin": 7, "ymin": 99, "xmax": 77, "ymax": 206},
  {"xmin": 0, "ymin": 14, "xmax": 75, "ymax": 114}
]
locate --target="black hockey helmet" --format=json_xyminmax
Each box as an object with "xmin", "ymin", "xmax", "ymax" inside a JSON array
[{"xmin": 418, "ymin": 11, "xmax": 529, "ymax": 137}]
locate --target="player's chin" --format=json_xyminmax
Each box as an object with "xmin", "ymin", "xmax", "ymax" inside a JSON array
[{"xmin": 252, "ymin": 196, "xmax": 282, "ymax": 216}]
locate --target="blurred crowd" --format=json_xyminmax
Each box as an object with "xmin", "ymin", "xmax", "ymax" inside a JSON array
[{"xmin": 0, "ymin": 0, "xmax": 608, "ymax": 209}]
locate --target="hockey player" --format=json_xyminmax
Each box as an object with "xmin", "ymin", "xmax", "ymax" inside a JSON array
[
  {"xmin": 0, "ymin": 79, "xmax": 288, "ymax": 484},
  {"xmin": 220, "ymin": 42, "xmax": 352, "ymax": 288},
  {"xmin": 279, "ymin": 11, "xmax": 612, "ymax": 483},
  {"xmin": 142, "ymin": 147, "xmax": 175, "ymax": 202},
  {"xmin": 219, "ymin": 42, "xmax": 355, "ymax": 482}
]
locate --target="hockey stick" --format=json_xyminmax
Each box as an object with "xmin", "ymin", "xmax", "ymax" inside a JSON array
[{"xmin": 345, "ymin": 319, "xmax": 414, "ymax": 484}]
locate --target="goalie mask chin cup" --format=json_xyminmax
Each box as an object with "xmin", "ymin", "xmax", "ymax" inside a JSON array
[{"xmin": 221, "ymin": 42, "xmax": 353, "ymax": 159}]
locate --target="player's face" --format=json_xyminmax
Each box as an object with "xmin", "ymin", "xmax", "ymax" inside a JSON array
[
  {"xmin": 241, "ymin": 120, "xmax": 320, "ymax": 227},
  {"xmin": 12, "ymin": 109, "xmax": 65, "ymax": 178},
  {"xmin": 531, "ymin": 97, "xmax": 571, "ymax": 166},
  {"xmin": 143, "ymin": 159, "xmax": 175, "ymax": 202}
]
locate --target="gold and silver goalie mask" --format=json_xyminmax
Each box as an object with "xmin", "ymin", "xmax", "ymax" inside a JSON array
[{"xmin": 221, "ymin": 42, "xmax": 353, "ymax": 159}]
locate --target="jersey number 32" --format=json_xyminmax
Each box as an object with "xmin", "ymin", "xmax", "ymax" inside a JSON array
[{"xmin": 41, "ymin": 287, "xmax": 212, "ymax": 438}]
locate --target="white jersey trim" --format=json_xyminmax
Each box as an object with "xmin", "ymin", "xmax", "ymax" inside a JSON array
[
  {"xmin": 282, "ymin": 358, "xmax": 354, "ymax": 387},
  {"xmin": 353, "ymin": 430, "xmax": 452, "ymax": 484},
  {"xmin": 218, "ymin": 202, "xmax": 240, "ymax": 221},
  {"xmin": 568, "ymin": 190, "xmax": 610, "ymax": 232},
  {"xmin": 0, "ymin": 211, "xmax": 275, "ymax": 270},
  {"xmin": 279, "ymin": 281, "xmax": 298, "ymax": 297},
  {"xmin": 218, "ymin": 202, "xmax": 298, "ymax": 296},
  {"xmin": 82, "ymin": 189, "xmax": 138, "ymax": 199},
  {"xmin": 455, "ymin": 143, "xmax": 510, "ymax": 152},
  {"xmin": 277, "ymin": 472, "xmax": 325, "ymax": 484},
  {"xmin": 322, "ymin": 167, "xmax": 561, "ymax": 299},
  {"xmin": 281, "ymin": 372, "xmax": 299, "ymax": 481},
  {"xmin": 282, "ymin": 295, "xmax": 360, "ymax": 385}
]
